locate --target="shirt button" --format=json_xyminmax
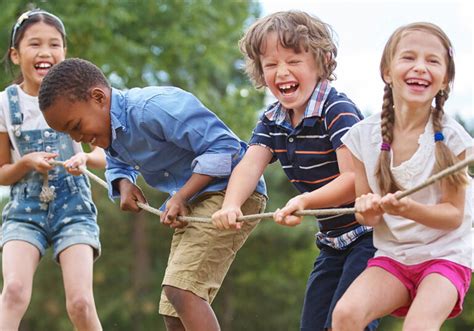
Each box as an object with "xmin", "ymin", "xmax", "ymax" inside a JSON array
[
  {"xmin": 171, "ymin": 190, "xmax": 176, "ymax": 195},
  {"xmin": 45, "ymin": 146, "xmax": 52, "ymax": 152},
  {"xmin": 134, "ymin": 165, "xmax": 140, "ymax": 170},
  {"xmin": 164, "ymin": 171, "xmax": 169, "ymax": 177},
  {"xmin": 288, "ymin": 137, "xmax": 294, "ymax": 143},
  {"xmin": 44, "ymin": 131, "xmax": 50, "ymax": 138}
]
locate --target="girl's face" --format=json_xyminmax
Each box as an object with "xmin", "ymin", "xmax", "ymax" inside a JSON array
[
  {"xmin": 10, "ymin": 21, "xmax": 66, "ymax": 96},
  {"xmin": 260, "ymin": 32, "xmax": 320, "ymax": 115},
  {"xmin": 384, "ymin": 30, "xmax": 448, "ymax": 111}
]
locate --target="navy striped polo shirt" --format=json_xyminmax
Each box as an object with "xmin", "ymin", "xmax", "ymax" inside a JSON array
[{"xmin": 249, "ymin": 80, "xmax": 372, "ymax": 249}]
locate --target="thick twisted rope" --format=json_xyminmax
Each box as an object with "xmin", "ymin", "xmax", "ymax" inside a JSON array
[{"xmin": 51, "ymin": 156, "xmax": 474, "ymax": 223}]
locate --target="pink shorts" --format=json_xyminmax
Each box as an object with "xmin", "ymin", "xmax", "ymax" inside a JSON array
[{"xmin": 367, "ymin": 256, "xmax": 471, "ymax": 318}]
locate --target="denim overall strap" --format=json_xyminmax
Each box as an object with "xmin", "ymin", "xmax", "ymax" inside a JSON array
[
  {"xmin": 7, "ymin": 85, "xmax": 73, "ymax": 203},
  {"xmin": 6, "ymin": 85, "xmax": 23, "ymax": 137}
]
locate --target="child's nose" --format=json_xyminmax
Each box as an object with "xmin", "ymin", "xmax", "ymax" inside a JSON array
[
  {"xmin": 413, "ymin": 60, "xmax": 427, "ymax": 73},
  {"xmin": 37, "ymin": 46, "xmax": 52, "ymax": 57},
  {"xmin": 276, "ymin": 63, "xmax": 290, "ymax": 77}
]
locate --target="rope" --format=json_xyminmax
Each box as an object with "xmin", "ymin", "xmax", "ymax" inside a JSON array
[{"xmin": 50, "ymin": 156, "xmax": 474, "ymax": 223}]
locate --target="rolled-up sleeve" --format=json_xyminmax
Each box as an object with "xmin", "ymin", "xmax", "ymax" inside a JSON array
[
  {"xmin": 105, "ymin": 153, "xmax": 139, "ymax": 199},
  {"xmin": 142, "ymin": 88, "xmax": 241, "ymax": 177}
]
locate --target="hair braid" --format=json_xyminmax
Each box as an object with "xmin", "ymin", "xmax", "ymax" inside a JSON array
[
  {"xmin": 375, "ymin": 84, "xmax": 402, "ymax": 194},
  {"xmin": 432, "ymin": 89, "xmax": 468, "ymax": 188}
]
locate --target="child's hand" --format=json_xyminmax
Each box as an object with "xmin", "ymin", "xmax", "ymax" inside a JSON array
[
  {"xmin": 274, "ymin": 195, "xmax": 306, "ymax": 227},
  {"xmin": 354, "ymin": 193, "xmax": 383, "ymax": 226},
  {"xmin": 380, "ymin": 192, "xmax": 411, "ymax": 216},
  {"xmin": 117, "ymin": 179, "xmax": 147, "ymax": 212},
  {"xmin": 162, "ymin": 192, "xmax": 188, "ymax": 229},
  {"xmin": 63, "ymin": 152, "xmax": 88, "ymax": 176},
  {"xmin": 22, "ymin": 152, "xmax": 57, "ymax": 173},
  {"xmin": 212, "ymin": 206, "xmax": 243, "ymax": 230}
]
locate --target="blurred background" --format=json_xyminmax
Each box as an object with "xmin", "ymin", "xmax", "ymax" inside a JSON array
[{"xmin": 0, "ymin": 1, "xmax": 472, "ymax": 330}]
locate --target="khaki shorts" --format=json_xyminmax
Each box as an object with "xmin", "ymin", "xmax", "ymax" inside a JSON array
[{"xmin": 159, "ymin": 191, "xmax": 266, "ymax": 317}]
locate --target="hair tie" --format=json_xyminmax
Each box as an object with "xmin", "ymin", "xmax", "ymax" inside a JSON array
[
  {"xmin": 381, "ymin": 142, "xmax": 391, "ymax": 151},
  {"xmin": 434, "ymin": 132, "xmax": 444, "ymax": 142},
  {"xmin": 448, "ymin": 47, "xmax": 454, "ymax": 58}
]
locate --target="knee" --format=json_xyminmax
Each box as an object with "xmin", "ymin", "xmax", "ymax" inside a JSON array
[
  {"xmin": 2, "ymin": 279, "xmax": 30, "ymax": 308},
  {"xmin": 66, "ymin": 294, "xmax": 94, "ymax": 320},
  {"xmin": 332, "ymin": 300, "xmax": 364, "ymax": 330}
]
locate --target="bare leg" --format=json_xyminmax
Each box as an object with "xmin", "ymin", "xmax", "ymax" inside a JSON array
[
  {"xmin": 0, "ymin": 241, "xmax": 40, "ymax": 329},
  {"xmin": 163, "ymin": 285, "xmax": 220, "ymax": 331},
  {"xmin": 332, "ymin": 267, "xmax": 410, "ymax": 331},
  {"xmin": 59, "ymin": 244, "xmax": 102, "ymax": 331},
  {"xmin": 402, "ymin": 273, "xmax": 458, "ymax": 331},
  {"xmin": 163, "ymin": 315, "xmax": 186, "ymax": 331}
]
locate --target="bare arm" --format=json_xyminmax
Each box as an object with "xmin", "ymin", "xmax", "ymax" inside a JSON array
[
  {"xmin": 162, "ymin": 172, "xmax": 214, "ymax": 228},
  {"xmin": 85, "ymin": 146, "xmax": 106, "ymax": 169},
  {"xmin": 274, "ymin": 146, "xmax": 357, "ymax": 226},
  {"xmin": 380, "ymin": 152, "xmax": 467, "ymax": 230},
  {"xmin": 212, "ymin": 145, "xmax": 272, "ymax": 229},
  {"xmin": 64, "ymin": 145, "xmax": 106, "ymax": 175},
  {"xmin": 0, "ymin": 132, "xmax": 56, "ymax": 185},
  {"xmin": 352, "ymin": 153, "xmax": 384, "ymax": 226}
]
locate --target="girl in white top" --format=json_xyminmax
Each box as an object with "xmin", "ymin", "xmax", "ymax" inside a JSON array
[
  {"xmin": 0, "ymin": 9, "xmax": 105, "ymax": 330},
  {"xmin": 332, "ymin": 22, "xmax": 473, "ymax": 331}
]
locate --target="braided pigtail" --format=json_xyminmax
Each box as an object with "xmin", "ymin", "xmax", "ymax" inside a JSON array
[
  {"xmin": 432, "ymin": 89, "xmax": 468, "ymax": 189},
  {"xmin": 375, "ymin": 84, "xmax": 403, "ymax": 195}
]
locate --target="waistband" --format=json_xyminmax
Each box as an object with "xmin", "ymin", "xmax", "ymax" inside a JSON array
[{"xmin": 11, "ymin": 174, "xmax": 89, "ymax": 198}]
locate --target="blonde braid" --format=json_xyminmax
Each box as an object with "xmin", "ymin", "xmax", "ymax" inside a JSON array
[
  {"xmin": 432, "ymin": 89, "xmax": 468, "ymax": 188},
  {"xmin": 375, "ymin": 84, "xmax": 402, "ymax": 194}
]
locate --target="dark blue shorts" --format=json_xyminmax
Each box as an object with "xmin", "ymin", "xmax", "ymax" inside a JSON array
[{"xmin": 300, "ymin": 232, "xmax": 379, "ymax": 331}]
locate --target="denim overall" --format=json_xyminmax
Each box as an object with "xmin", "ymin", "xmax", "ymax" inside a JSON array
[{"xmin": 1, "ymin": 85, "xmax": 100, "ymax": 261}]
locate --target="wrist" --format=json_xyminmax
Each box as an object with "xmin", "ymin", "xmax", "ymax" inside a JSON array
[
  {"xmin": 18, "ymin": 156, "xmax": 32, "ymax": 171},
  {"xmin": 298, "ymin": 192, "xmax": 310, "ymax": 209}
]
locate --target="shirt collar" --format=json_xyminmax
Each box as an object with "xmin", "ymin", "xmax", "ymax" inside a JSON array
[
  {"xmin": 264, "ymin": 79, "xmax": 332, "ymax": 125},
  {"xmin": 110, "ymin": 88, "xmax": 127, "ymax": 139}
]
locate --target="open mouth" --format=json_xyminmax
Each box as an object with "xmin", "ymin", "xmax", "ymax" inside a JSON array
[
  {"xmin": 34, "ymin": 62, "xmax": 52, "ymax": 74},
  {"xmin": 405, "ymin": 78, "xmax": 430, "ymax": 90},
  {"xmin": 278, "ymin": 82, "xmax": 299, "ymax": 95}
]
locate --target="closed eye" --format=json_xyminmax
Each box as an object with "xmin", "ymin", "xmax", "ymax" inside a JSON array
[{"xmin": 71, "ymin": 121, "xmax": 81, "ymax": 132}]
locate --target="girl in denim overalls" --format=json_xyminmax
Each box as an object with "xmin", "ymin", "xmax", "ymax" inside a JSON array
[{"xmin": 0, "ymin": 9, "xmax": 104, "ymax": 330}]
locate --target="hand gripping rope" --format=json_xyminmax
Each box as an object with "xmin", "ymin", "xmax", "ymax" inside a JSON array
[{"xmin": 49, "ymin": 156, "xmax": 474, "ymax": 224}]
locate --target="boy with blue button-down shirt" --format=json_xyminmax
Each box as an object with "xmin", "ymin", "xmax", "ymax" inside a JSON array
[
  {"xmin": 212, "ymin": 11, "xmax": 378, "ymax": 331},
  {"xmin": 38, "ymin": 58, "xmax": 267, "ymax": 331}
]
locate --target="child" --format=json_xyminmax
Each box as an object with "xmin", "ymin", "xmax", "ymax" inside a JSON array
[
  {"xmin": 332, "ymin": 22, "xmax": 473, "ymax": 330},
  {"xmin": 212, "ymin": 11, "xmax": 378, "ymax": 331},
  {"xmin": 38, "ymin": 57, "xmax": 267, "ymax": 331},
  {"xmin": 0, "ymin": 9, "xmax": 105, "ymax": 330}
]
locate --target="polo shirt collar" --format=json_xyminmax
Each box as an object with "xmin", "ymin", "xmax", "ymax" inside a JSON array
[{"xmin": 264, "ymin": 79, "xmax": 332, "ymax": 125}]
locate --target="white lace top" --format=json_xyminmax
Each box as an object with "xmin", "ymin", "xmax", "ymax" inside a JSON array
[{"xmin": 342, "ymin": 112, "xmax": 473, "ymax": 268}]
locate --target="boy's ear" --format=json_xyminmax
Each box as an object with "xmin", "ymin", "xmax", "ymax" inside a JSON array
[
  {"xmin": 91, "ymin": 87, "xmax": 106, "ymax": 104},
  {"xmin": 10, "ymin": 48, "xmax": 20, "ymax": 65}
]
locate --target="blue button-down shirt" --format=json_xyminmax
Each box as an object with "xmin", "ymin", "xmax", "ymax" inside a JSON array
[{"xmin": 105, "ymin": 86, "xmax": 266, "ymax": 206}]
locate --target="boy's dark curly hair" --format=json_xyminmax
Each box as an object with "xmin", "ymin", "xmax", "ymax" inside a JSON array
[{"xmin": 39, "ymin": 58, "xmax": 110, "ymax": 112}]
